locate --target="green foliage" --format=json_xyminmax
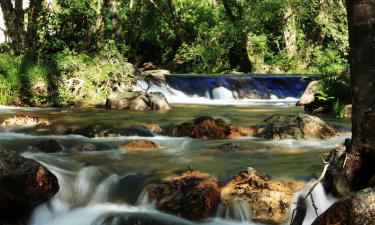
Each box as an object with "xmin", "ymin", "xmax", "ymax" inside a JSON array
[
  {"xmin": 318, "ymin": 73, "xmax": 351, "ymax": 104},
  {"xmin": 332, "ymin": 99, "xmax": 347, "ymax": 118}
]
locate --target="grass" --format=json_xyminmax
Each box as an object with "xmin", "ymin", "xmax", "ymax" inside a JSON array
[{"xmin": 0, "ymin": 50, "xmax": 134, "ymax": 107}]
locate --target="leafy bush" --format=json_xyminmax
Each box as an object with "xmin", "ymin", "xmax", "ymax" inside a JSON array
[
  {"xmin": 332, "ymin": 99, "xmax": 348, "ymax": 118},
  {"xmin": 318, "ymin": 73, "xmax": 351, "ymax": 104}
]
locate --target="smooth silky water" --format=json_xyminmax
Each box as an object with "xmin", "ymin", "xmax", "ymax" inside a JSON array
[{"xmin": 0, "ymin": 75, "xmax": 351, "ymax": 225}]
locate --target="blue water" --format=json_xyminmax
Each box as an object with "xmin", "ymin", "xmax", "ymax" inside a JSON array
[{"xmin": 165, "ymin": 75, "xmax": 309, "ymax": 99}]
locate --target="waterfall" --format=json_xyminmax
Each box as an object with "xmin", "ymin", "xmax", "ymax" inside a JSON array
[
  {"xmin": 212, "ymin": 87, "xmax": 235, "ymax": 99},
  {"xmin": 133, "ymin": 75, "xmax": 308, "ymax": 105},
  {"xmin": 25, "ymin": 152, "xmax": 337, "ymax": 225},
  {"xmin": 289, "ymin": 181, "xmax": 337, "ymax": 225}
]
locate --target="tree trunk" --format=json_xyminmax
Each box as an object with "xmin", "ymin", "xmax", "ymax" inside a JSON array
[
  {"xmin": 221, "ymin": 0, "xmax": 252, "ymax": 72},
  {"xmin": 343, "ymin": 0, "xmax": 375, "ymax": 192},
  {"xmin": 106, "ymin": 0, "xmax": 122, "ymax": 37},
  {"xmin": 0, "ymin": 0, "xmax": 26, "ymax": 53},
  {"xmin": 283, "ymin": 6, "xmax": 297, "ymax": 59}
]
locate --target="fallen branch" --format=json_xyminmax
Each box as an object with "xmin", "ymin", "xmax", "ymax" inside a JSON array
[{"xmin": 290, "ymin": 150, "xmax": 336, "ymax": 225}]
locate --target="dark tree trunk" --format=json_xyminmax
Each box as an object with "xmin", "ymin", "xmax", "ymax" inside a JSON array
[
  {"xmin": 0, "ymin": 0, "xmax": 25, "ymax": 53},
  {"xmin": 106, "ymin": 0, "xmax": 122, "ymax": 38},
  {"xmin": 27, "ymin": 0, "xmax": 45, "ymax": 50},
  {"xmin": 343, "ymin": 0, "xmax": 375, "ymax": 192},
  {"xmin": 221, "ymin": 0, "xmax": 252, "ymax": 72}
]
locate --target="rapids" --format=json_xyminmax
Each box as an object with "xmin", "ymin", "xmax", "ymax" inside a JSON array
[{"xmin": 0, "ymin": 75, "xmax": 350, "ymax": 225}]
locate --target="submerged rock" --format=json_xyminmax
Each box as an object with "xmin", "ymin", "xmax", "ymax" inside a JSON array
[
  {"xmin": 148, "ymin": 171, "xmax": 221, "ymax": 221},
  {"xmin": 296, "ymin": 81, "xmax": 320, "ymax": 106},
  {"xmin": 31, "ymin": 139, "xmax": 63, "ymax": 153},
  {"xmin": 66, "ymin": 124, "xmax": 154, "ymax": 138},
  {"xmin": 171, "ymin": 116, "xmax": 250, "ymax": 139},
  {"xmin": 0, "ymin": 115, "xmax": 51, "ymax": 127},
  {"xmin": 256, "ymin": 113, "xmax": 337, "ymax": 140},
  {"xmin": 312, "ymin": 188, "xmax": 375, "ymax": 225},
  {"xmin": 221, "ymin": 167, "xmax": 304, "ymax": 224},
  {"xmin": 119, "ymin": 140, "xmax": 159, "ymax": 152},
  {"xmin": 106, "ymin": 91, "xmax": 171, "ymax": 111},
  {"xmin": 0, "ymin": 149, "xmax": 59, "ymax": 224}
]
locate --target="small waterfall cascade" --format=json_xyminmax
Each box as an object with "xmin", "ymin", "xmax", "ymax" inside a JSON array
[
  {"xmin": 216, "ymin": 199, "xmax": 252, "ymax": 222},
  {"xmin": 25, "ymin": 152, "xmax": 336, "ymax": 225},
  {"xmin": 289, "ymin": 181, "xmax": 337, "ymax": 225},
  {"xmin": 134, "ymin": 75, "xmax": 309, "ymax": 105}
]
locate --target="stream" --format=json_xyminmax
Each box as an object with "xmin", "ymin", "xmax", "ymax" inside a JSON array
[{"xmin": 0, "ymin": 75, "xmax": 351, "ymax": 225}]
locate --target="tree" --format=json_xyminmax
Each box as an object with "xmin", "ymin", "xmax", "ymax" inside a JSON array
[
  {"xmin": 342, "ymin": 0, "xmax": 375, "ymax": 193},
  {"xmin": 220, "ymin": 0, "xmax": 252, "ymax": 72},
  {"xmin": 0, "ymin": 0, "xmax": 25, "ymax": 53}
]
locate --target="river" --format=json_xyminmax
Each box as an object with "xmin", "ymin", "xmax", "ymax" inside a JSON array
[{"xmin": 0, "ymin": 75, "xmax": 351, "ymax": 225}]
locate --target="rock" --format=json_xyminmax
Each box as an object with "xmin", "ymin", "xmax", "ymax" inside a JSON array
[
  {"xmin": 106, "ymin": 91, "xmax": 171, "ymax": 111},
  {"xmin": 221, "ymin": 167, "xmax": 304, "ymax": 224},
  {"xmin": 296, "ymin": 81, "xmax": 320, "ymax": 106},
  {"xmin": 66, "ymin": 124, "xmax": 154, "ymax": 138},
  {"xmin": 256, "ymin": 113, "xmax": 337, "ymax": 140},
  {"xmin": 0, "ymin": 149, "xmax": 59, "ymax": 223},
  {"xmin": 312, "ymin": 188, "xmax": 375, "ymax": 225},
  {"xmin": 119, "ymin": 140, "xmax": 159, "ymax": 152},
  {"xmin": 148, "ymin": 92, "xmax": 171, "ymax": 110},
  {"xmin": 0, "ymin": 116, "xmax": 51, "ymax": 127},
  {"xmin": 312, "ymin": 106, "xmax": 331, "ymax": 115},
  {"xmin": 143, "ymin": 62, "xmax": 158, "ymax": 70},
  {"xmin": 344, "ymin": 104, "xmax": 352, "ymax": 118},
  {"xmin": 220, "ymin": 70, "xmax": 245, "ymax": 75},
  {"xmin": 142, "ymin": 69, "xmax": 170, "ymax": 78},
  {"xmin": 171, "ymin": 116, "xmax": 246, "ymax": 139},
  {"xmin": 129, "ymin": 95, "xmax": 149, "ymax": 111},
  {"xmin": 148, "ymin": 171, "xmax": 221, "ymax": 221},
  {"xmin": 32, "ymin": 140, "xmax": 63, "ymax": 153}
]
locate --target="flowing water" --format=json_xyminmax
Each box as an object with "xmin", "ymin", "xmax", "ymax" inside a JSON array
[{"xmin": 0, "ymin": 75, "xmax": 350, "ymax": 225}]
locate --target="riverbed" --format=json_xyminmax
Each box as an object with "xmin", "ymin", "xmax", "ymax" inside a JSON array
[{"xmin": 0, "ymin": 102, "xmax": 350, "ymax": 225}]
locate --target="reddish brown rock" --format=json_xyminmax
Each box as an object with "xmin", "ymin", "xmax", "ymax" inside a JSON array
[
  {"xmin": 221, "ymin": 167, "xmax": 304, "ymax": 224},
  {"xmin": 119, "ymin": 140, "xmax": 159, "ymax": 152},
  {"xmin": 171, "ymin": 116, "xmax": 246, "ymax": 139},
  {"xmin": 148, "ymin": 171, "xmax": 221, "ymax": 221},
  {"xmin": 0, "ymin": 149, "xmax": 59, "ymax": 224},
  {"xmin": 312, "ymin": 188, "xmax": 375, "ymax": 225}
]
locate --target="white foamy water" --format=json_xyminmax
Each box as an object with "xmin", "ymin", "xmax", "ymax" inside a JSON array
[
  {"xmin": 289, "ymin": 182, "xmax": 337, "ymax": 225},
  {"xmin": 134, "ymin": 80, "xmax": 298, "ymax": 106},
  {"xmin": 26, "ymin": 153, "xmax": 337, "ymax": 225}
]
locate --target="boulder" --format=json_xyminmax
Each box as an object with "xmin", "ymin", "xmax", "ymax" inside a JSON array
[
  {"xmin": 148, "ymin": 171, "xmax": 221, "ymax": 221},
  {"xmin": 312, "ymin": 188, "xmax": 375, "ymax": 225},
  {"xmin": 106, "ymin": 91, "xmax": 171, "ymax": 111},
  {"xmin": 0, "ymin": 149, "xmax": 59, "ymax": 223},
  {"xmin": 0, "ymin": 116, "xmax": 51, "ymax": 127},
  {"xmin": 221, "ymin": 167, "xmax": 304, "ymax": 224},
  {"xmin": 148, "ymin": 92, "xmax": 171, "ymax": 110},
  {"xmin": 171, "ymin": 116, "xmax": 246, "ymax": 139},
  {"xmin": 256, "ymin": 113, "xmax": 337, "ymax": 140},
  {"xmin": 142, "ymin": 69, "xmax": 170, "ymax": 78},
  {"xmin": 119, "ymin": 140, "xmax": 159, "ymax": 152},
  {"xmin": 66, "ymin": 124, "xmax": 154, "ymax": 138},
  {"xmin": 296, "ymin": 81, "xmax": 320, "ymax": 106}
]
